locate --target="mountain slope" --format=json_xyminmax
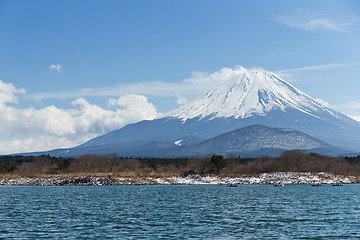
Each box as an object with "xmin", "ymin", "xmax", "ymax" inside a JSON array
[
  {"xmin": 169, "ymin": 66, "xmax": 338, "ymax": 121},
  {"xmin": 165, "ymin": 125, "xmax": 336, "ymax": 157}
]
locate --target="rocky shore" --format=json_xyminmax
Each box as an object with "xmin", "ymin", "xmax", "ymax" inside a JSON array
[{"xmin": 0, "ymin": 172, "xmax": 358, "ymax": 186}]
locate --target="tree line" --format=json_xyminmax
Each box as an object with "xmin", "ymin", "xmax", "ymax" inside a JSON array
[{"xmin": 1, "ymin": 150, "xmax": 360, "ymax": 177}]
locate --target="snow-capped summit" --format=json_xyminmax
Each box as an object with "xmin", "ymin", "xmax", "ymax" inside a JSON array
[{"xmin": 169, "ymin": 67, "xmax": 337, "ymax": 121}]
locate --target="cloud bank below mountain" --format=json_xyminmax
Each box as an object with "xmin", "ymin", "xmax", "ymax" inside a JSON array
[{"xmin": 0, "ymin": 80, "xmax": 159, "ymax": 154}]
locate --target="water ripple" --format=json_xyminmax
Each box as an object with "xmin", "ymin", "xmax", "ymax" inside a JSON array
[{"xmin": 0, "ymin": 185, "xmax": 359, "ymax": 239}]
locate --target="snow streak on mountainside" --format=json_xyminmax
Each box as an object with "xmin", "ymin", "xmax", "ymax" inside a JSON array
[{"xmin": 169, "ymin": 66, "xmax": 338, "ymax": 121}]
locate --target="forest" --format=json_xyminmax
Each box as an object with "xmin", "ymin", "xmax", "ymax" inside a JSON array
[{"xmin": 1, "ymin": 150, "xmax": 360, "ymax": 177}]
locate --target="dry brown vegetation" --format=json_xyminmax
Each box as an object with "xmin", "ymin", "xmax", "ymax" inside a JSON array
[
  {"xmin": 221, "ymin": 151, "xmax": 357, "ymax": 176},
  {"xmin": 1, "ymin": 150, "xmax": 360, "ymax": 178}
]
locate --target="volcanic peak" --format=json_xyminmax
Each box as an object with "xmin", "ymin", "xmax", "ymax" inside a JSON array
[{"xmin": 168, "ymin": 67, "xmax": 338, "ymax": 121}]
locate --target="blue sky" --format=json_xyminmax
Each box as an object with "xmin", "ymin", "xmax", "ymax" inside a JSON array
[{"xmin": 0, "ymin": 0, "xmax": 360, "ymax": 154}]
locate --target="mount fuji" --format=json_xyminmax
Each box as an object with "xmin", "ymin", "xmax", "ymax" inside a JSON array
[{"xmin": 36, "ymin": 66, "xmax": 360, "ymax": 157}]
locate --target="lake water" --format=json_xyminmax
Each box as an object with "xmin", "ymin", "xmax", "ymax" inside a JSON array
[{"xmin": 1, "ymin": 185, "xmax": 359, "ymax": 239}]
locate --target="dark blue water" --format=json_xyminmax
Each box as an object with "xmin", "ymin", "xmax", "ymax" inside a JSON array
[{"xmin": 1, "ymin": 185, "xmax": 359, "ymax": 239}]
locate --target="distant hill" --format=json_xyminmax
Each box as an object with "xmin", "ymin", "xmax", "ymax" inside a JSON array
[{"xmin": 165, "ymin": 125, "xmax": 338, "ymax": 157}]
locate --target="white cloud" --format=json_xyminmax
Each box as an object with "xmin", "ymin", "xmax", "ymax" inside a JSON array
[
  {"xmin": 183, "ymin": 66, "xmax": 248, "ymax": 87},
  {"xmin": 314, "ymin": 98, "xmax": 329, "ymax": 107},
  {"xmin": 0, "ymin": 80, "xmax": 25, "ymax": 104},
  {"xmin": 176, "ymin": 94, "xmax": 187, "ymax": 105},
  {"xmin": 0, "ymin": 81, "xmax": 160, "ymax": 154},
  {"xmin": 0, "ymin": 135, "xmax": 95, "ymax": 155},
  {"xmin": 107, "ymin": 94, "xmax": 160, "ymax": 123},
  {"xmin": 350, "ymin": 115, "xmax": 360, "ymax": 123},
  {"xmin": 275, "ymin": 10, "xmax": 345, "ymax": 32},
  {"xmin": 50, "ymin": 64, "xmax": 62, "ymax": 72}
]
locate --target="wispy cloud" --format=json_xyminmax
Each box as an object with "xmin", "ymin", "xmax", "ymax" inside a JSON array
[
  {"xmin": 50, "ymin": 64, "xmax": 62, "ymax": 72},
  {"xmin": 29, "ymin": 81, "xmax": 203, "ymax": 102},
  {"xmin": 276, "ymin": 62, "xmax": 360, "ymax": 74},
  {"xmin": 350, "ymin": 115, "xmax": 360, "ymax": 123},
  {"xmin": 275, "ymin": 9, "xmax": 357, "ymax": 32},
  {"xmin": 275, "ymin": 62, "xmax": 360, "ymax": 84},
  {"xmin": 334, "ymin": 102, "xmax": 360, "ymax": 123},
  {"xmin": 332, "ymin": 101, "xmax": 360, "ymax": 111},
  {"xmin": 30, "ymin": 67, "xmax": 246, "ymax": 102},
  {"xmin": 276, "ymin": 15, "xmax": 342, "ymax": 32}
]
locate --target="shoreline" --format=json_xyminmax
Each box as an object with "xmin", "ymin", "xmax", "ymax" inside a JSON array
[{"xmin": 0, "ymin": 172, "xmax": 358, "ymax": 186}]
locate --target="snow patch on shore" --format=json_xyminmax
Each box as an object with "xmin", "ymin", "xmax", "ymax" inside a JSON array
[{"xmin": 0, "ymin": 172, "xmax": 356, "ymax": 186}]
